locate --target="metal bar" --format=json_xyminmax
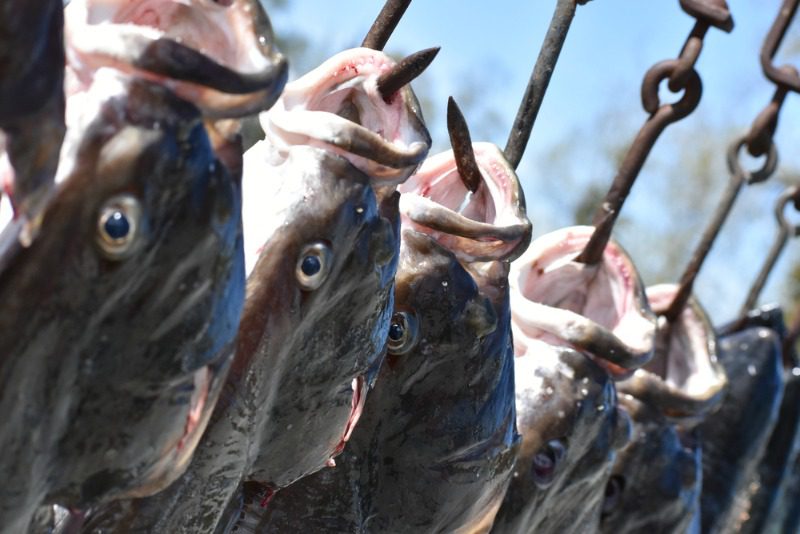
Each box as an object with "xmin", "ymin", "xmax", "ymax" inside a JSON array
[{"xmin": 361, "ymin": 0, "xmax": 413, "ymax": 51}]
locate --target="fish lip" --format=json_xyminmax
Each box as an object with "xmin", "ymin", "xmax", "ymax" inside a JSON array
[
  {"xmin": 617, "ymin": 283, "xmax": 727, "ymax": 421},
  {"xmin": 261, "ymin": 47, "xmax": 431, "ymax": 186},
  {"xmin": 65, "ymin": 0, "xmax": 288, "ymax": 117},
  {"xmin": 510, "ymin": 226, "xmax": 655, "ymax": 376},
  {"xmin": 399, "ymin": 143, "xmax": 532, "ymax": 263}
]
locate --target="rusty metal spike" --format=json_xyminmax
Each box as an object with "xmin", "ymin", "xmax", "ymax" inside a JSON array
[
  {"xmin": 376, "ymin": 47, "xmax": 439, "ymax": 103},
  {"xmin": 446, "ymin": 97, "xmax": 482, "ymax": 194}
]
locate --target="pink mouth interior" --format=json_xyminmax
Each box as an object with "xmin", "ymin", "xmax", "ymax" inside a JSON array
[
  {"xmin": 518, "ymin": 232, "xmax": 633, "ymax": 337},
  {"xmin": 177, "ymin": 366, "xmax": 211, "ymax": 452},
  {"xmin": 101, "ymin": 0, "xmax": 262, "ymax": 74},
  {"xmin": 331, "ymin": 376, "xmax": 366, "ymax": 459}
]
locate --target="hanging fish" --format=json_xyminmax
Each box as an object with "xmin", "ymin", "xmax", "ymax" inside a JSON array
[
  {"xmin": 599, "ymin": 284, "xmax": 726, "ymax": 533},
  {"xmin": 248, "ymin": 115, "xmax": 531, "ymax": 533},
  {"xmin": 64, "ymin": 0, "xmax": 288, "ymax": 118},
  {"xmin": 78, "ymin": 46, "xmax": 433, "ymax": 534},
  {"xmin": 0, "ymin": 71, "xmax": 244, "ymax": 533},
  {"xmin": 712, "ymin": 304, "xmax": 800, "ymax": 533},
  {"xmin": 697, "ymin": 312, "xmax": 785, "ymax": 533},
  {"xmin": 0, "ymin": 0, "xmax": 65, "ymax": 237},
  {"xmin": 490, "ymin": 241, "xmax": 635, "ymax": 534}
]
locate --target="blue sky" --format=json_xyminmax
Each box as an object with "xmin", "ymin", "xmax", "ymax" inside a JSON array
[{"xmin": 268, "ymin": 1, "xmax": 800, "ymax": 324}]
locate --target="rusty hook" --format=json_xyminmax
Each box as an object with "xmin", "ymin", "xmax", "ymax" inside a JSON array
[
  {"xmin": 761, "ymin": 0, "xmax": 800, "ymax": 93},
  {"xmin": 446, "ymin": 97, "xmax": 483, "ymax": 194},
  {"xmin": 739, "ymin": 185, "xmax": 800, "ymax": 317}
]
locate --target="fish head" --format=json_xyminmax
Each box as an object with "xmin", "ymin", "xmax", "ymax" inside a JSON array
[
  {"xmin": 508, "ymin": 225, "xmax": 656, "ymax": 378},
  {"xmin": 64, "ymin": 0, "xmax": 288, "ymax": 117},
  {"xmin": 493, "ymin": 335, "xmax": 631, "ymax": 532},
  {"xmin": 599, "ymin": 394, "xmax": 702, "ymax": 533},
  {"xmin": 0, "ymin": 72, "xmax": 244, "ymax": 507},
  {"xmin": 340, "ymin": 229, "xmax": 519, "ymax": 532},
  {"xmin": 261, "ymin": 47, "xmax": 431, "ymax": 193},
  {"xmin": 235, "ymin": 143, "xmax": 397, "ymax": 489}
]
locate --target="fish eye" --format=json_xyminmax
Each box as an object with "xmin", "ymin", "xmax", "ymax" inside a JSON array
[
  {"xmin": 387, "ymin": 311, "xmax": 418, "ymax": 355},
  {"xmin": 602, "ymin": 475, "xmax": 625, "ymax": 517},
  {"xmin": 531, "ymin": 438, "xmax": 567, "ymax": 488},
  {"xmin": 96, "ymin": 194, "xmax": 142, "ymax": 260},
  {"xmin": 295, "ymin": 242, "xmax": 332, "ymax": 291}
]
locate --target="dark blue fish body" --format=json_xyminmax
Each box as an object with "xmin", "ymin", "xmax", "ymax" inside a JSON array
[{"xmin": 0, "ymin": 74, "xmax": 244, "ymax": 533}]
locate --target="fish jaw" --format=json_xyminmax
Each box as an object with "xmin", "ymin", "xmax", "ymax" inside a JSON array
[
  {"xmin": 399, "ymin": 143, "xmax": 531, "ymax": 263},
  {"xmin": 261, "ymin": 47, "xmax": 431, "ymax": 189},
  {"xmin": 510, "ymin": 225, "xmax": 655, "ymax": 378},
  {"xmin": 617, "ymin": 283, "xmax": 726, "ymax": 422},
  {"xmin": 64, "ymin": 0, "xmax": 288, "ymax": 117}
]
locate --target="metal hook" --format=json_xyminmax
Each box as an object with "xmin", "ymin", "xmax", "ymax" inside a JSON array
[
  {"xmin": 760, "ymin": 0, "xmax": 800, "ymax": 93},
  {"xmin": 503, "ymin": 0, "xmax": 587, "ymax": 170},
  {"xmin": 739, "ymin": 185, "xmax": 800, "ymax": 316},
  {"xmin": 361, "ymin": 0, "xmax": 413, "ymax": 51}
]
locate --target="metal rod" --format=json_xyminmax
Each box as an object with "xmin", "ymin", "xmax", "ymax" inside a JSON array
[
  {"xmin": 376, "ymin": 47, "xmax": 440, "ymax": 103},
  {"xmin": 361, "ymin": 0, "xmax": 413, "ymax": 51},
  {"xmin": 739, "ymin": 185, "xmax": 800, "ymax": 316},
  {"xmin": 504, "ymin": 0, "xmax": 581, "ymax": 170}
]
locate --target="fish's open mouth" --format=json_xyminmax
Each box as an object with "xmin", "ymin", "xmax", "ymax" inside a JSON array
[
  {"xmin": 398, "ymin": 143, "xmax": 531, "ymax": 262},
  {"xmin": 262, "ymin": 48, "xmax": 431, "ymax": 188},
  {"xmin": 65, "ymin": 0, "xmax": 287, "ymax": 117},
  {"xmin": 510, "ymin": 226, "xmax": 655, "ymax": 378},
  {"xmin": 618, "ymin": 284, "xmax": 726, "ymax": 420}
]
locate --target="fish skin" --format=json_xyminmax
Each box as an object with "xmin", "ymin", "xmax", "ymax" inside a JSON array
[
  {"xmin": 698, "ymin": 319, "xmax": 785, "ymax": 534},
  {"xmin": 251, "ymin": 229, "xmax": 520, "ymax": 533},
  {"xmin": 64, "ymin": 0, "xmax": 288, "ymax": 118},
  {"xmin": 712, "ymin": 305, "xmax": 800, "ymax": 534},
  {"xmin": 600, "ymin": 285, "xmax": 725, "ymax": 534},
  {"xmin": 0, "ymin": 74, "xmax": 244, "ymax": 533},
  {"xmin": 599, "ymin": 395, "xmax": 702, "ymax": 534},
  {"xmin": 0, "ymin": 0, "xmax": 65, "ymax": 229},
  {"xmin": 79, "ymin": 146, "xmax": 399, "ymax": 533},
  {"xmin": 490, "ymin": 338, "xmax": 629, "ymax": 534}
]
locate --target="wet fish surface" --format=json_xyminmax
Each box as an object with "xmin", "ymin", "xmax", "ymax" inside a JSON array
[
  {"xmin": 698, "ymin": 311, "xmax": 785, "ymax": 533},
  {"xmin": 0, "ymin": 72, "xmax": 244, "ymax": 533},
  {"xmin": 716, "ymin": 304, "xmax": 800, "ymax": 534}
]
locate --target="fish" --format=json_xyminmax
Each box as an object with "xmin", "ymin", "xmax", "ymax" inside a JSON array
[
  {"xmin": 64, "ymin": 0, "xmax": 288, "ymax": 118},
  {"xmin": 490, "ymin": 242, "xmax": 635, "ymax": 534},
  {"xmin": 599, "ymin": 284, "xmax": 726, "ymax": 533},
  {"xmin": 250, "ymin": 141, "xmax": 531, "ymax": 533},
  {"xmin": 0, "ymin": 71, "xmax": 244, "ymax": 533},
  {"xmin": 697, "ymin": 309, "xmax": 785, "ymax": 533},
  {"xmin": 0, "ymin": 0, "xmax": 65, "ymax": 235},
  {"xmin": 79, "ymin": 47, "xmax": 433, "ymax": 533},
  {"xmin": 714, "ymin": 304, "xmax": 800, "ymax": 533},
  {"xmin": 503, "ymin": 226, "xmax": 656, "ymax": 379}
]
